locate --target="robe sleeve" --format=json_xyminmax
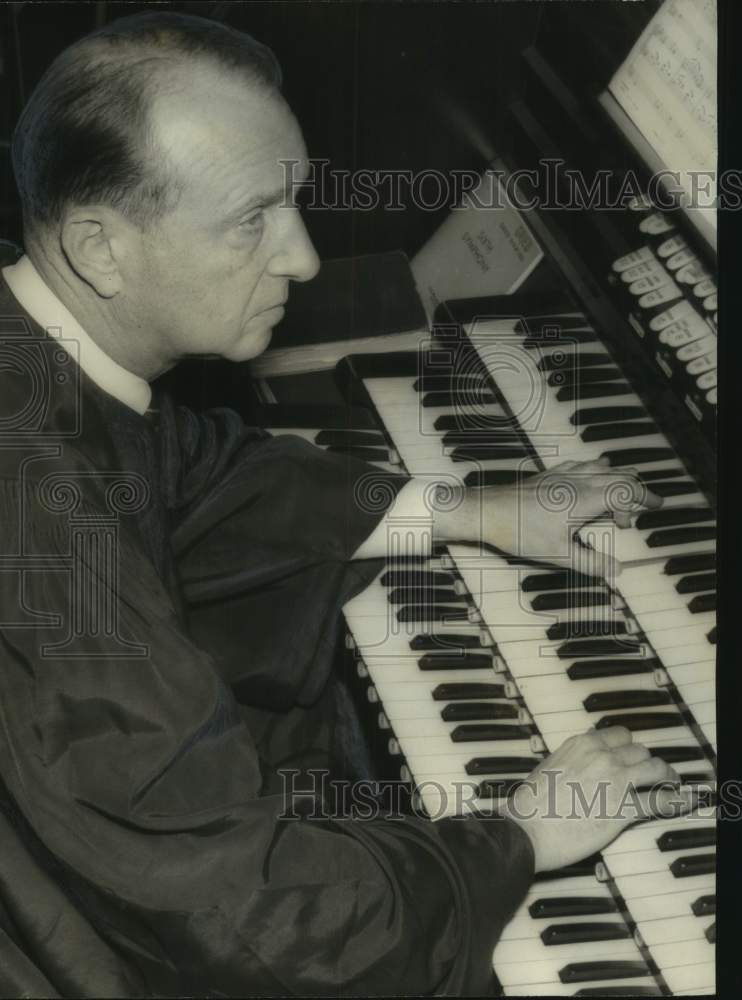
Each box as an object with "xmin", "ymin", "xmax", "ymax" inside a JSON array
[
  {"xmin": 168, "ymin": 404, "xmax": 410, "ymax": 708},
  {"xmin": 0, "ymin": 474, "xmax": 534, "ymax": 998}
]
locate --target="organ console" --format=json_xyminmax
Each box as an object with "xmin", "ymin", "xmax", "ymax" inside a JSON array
[
  {"xmin": 336, "ymin": 297, "xmax": 716, "ymax": 995},
  {"xmin": 250, "ymin": 0, "xmax": 718, "ymax": 994}
]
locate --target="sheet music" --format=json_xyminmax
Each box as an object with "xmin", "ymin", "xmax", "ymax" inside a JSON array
[{"xmin": 609, "ymin": 0, "xmax": 717, "ymax": 228}]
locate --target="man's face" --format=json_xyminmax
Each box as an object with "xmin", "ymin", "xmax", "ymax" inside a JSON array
[{"xmin": 122, "ymin": 69, "xmax": 319, "ymax": 366}]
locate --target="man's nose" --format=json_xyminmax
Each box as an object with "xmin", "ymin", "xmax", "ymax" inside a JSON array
[{"xmin": 269, "ymin": 209, "xmax": 320, "ymax": 283}]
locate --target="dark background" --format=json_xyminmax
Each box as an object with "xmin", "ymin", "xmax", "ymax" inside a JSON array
[{"xmin": 0, "ymin": 0, "xmax": 658, "ymax": 259}]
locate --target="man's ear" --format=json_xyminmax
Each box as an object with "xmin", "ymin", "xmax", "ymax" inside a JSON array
[{"xmin": 59, "ymin": 207, "xmax": 129, "ymax": 299}]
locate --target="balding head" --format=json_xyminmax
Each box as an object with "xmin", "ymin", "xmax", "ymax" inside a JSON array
[{"xmin": 12, "ymin": 11, "xmax": 282, "ymax": 241}]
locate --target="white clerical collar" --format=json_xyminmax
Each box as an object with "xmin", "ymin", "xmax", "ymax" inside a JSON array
[{"xmin": 1, "ymin": 254, "xmax": 152, "ymax": 416}]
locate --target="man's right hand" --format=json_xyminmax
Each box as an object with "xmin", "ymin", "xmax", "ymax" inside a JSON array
[{"xmin": 498, "ymin": 726, "xmax": 696, "ymax": 872}]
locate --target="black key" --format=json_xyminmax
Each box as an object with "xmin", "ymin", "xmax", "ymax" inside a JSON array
[
  {"xmin": 533, "ymin": 855, "xmax": 602, "ymax": 882},
  {"xmin": 707, "ymin": 626, "xmax": 717, "ymax": 644},
  {"xmin": 571, "ymin": 405, "xmax": 646, "ymax": 425},
  {"xmin": 677, "ymin": 772, "xmax": 715, "ymax": 785},
  {"xmin": 575, "ymin": 989, "xmax": 661, "ymax": 998},
  {"xmin": 325, "ymin": 445, "xmax": 390, "ymax": 462},
  {"xmin": 637, "ymin": 467, "xmax": 686, "ymax": 482},
  {"xmin": 636, "ymin": 507, "xmax": 714, "ymax": 530},
  {"xmin": 595, "ymin": 712, "xmax": 682, "ymax": 731},
  {"xmin": 676, "ymin": 572, "xmax": 716, "ymax": 594},
  {"xmin": 567, "ymin": 658, "xmax": 657, "ymax": 680},
  {"xmin": 434, "ymin": 413, "xmax": 513, "ymax": 432},
  {"xmin": 665, "ymin": 552, "xmax": 716, "ymax": 576},
  {"xmin": 397, "ymin": 605, "xmax": 468, "ymax": 623},
  {"xmin": 418, "ymin": 653, "xmax": 492, "ymax": 671},
  {"xmin": 529, "ymin": 896, "xmax": 617, "ymax": 919},
  {"xmin": 600, "ymin": 447, "xmax": 674, "ymax": 466},
  {"xmin": 691, "ymin": 894, "xmax": 716, "ymax": 916},
  {"xmin": 531, "ymin": 590, "xmax": 610, "ymax": 611},
  {"xmin": 584, "ymin": 689, "xmax": 671, "ymax": 712},
  {"xmin": 542, "ymin": 922, "xmax": 630, "ymax": 946},
  {"xmin": 558, "ymin": 638, "xmax": 643, "ymax": 659},
  {"xmin": 650, "ymin": 746, "xmax": 705, "ymax": 763},
  {"xmin": 521, "ymin": 570, "xmax": 597, "ymax": 592},
  {"xmin": 646, "ymin": 525, "xmax": 716, "ymax": 548},
  {"xmin": 433, "ymin": 683, "xmax": 505, "ymax": 701},
  {"xmin": 645, "ymin": 480, "xmax": 699, "ymax": 498},
  {"xmin": 388, "ymin": 587, "xmax": 464, "ymax": 605},
  {"xmin": 581, "ymin": 421, "xmax": 657, "ymax": 442},
  {"xmin": 412, "ymin": 375, "xmax": 452, "ymax": 392},
  {"xmin": 450, "ymin": 723, "xmax": 532, "ymax": 742},
  {"xmin": 547, "ymin": 620, "xmax": 627, "ymax": 641},
  {"xmin": 410, "ymin": 634, "xmax": 483, "ymax": 651},
  {"xmin": 705, "ymin": 921, "xmax": 716, "ymax": 943},
  {"xmin": 344, "ymin": 350, "xmax": 421, "ymax": 378},
  {"xmin": 464, "ymin": 469, "xmax": 538, "ymax": 487},
  {"xmin": 538, "ymin": 351, "xmax": 611, "ymax": 372},
  {"xmin": 465, "ymin": 756, "xmax": 539, "ymax": 776},
  {"xmin": 422, "ymin": 391, "xmax": 497, "ymax": 408},
  {"xmin": 657, "ymin": 827, "xmax": 716, "ymax": 852},
  {"xmin": 450, "ymin": 444, "xmax": 531, "ymax": 462},
  {"xmin": 314, "ymin": 429, "xmax": 386, "ymax": 447},
  {"xmin": 548, "ymin": 367, "xmax": 623, "ymax": 389},
  {"xmin": 440, "ymin": 702, "xmax": 518, "ymax": 722},
  {"xmin": 689, "ymin": 592, "xmax": 716, "ymax": 613},
  {"xmin": 670, "ymin": 853, "xmax": 715, "ymax": 878},
  {"xmin": 476, "ymin": 777, "xmax": 524, "ymax": 797},
  {"xmin": 556, "ymin": 381, "xmax": 633, "ymax": 402},
  {"xmin": 559, "ymin": 960, "xmax": 649, "ymax": 984},
  {"xmin": 380, "ymin": 570, "xmax": 454, "ymax": 587}
]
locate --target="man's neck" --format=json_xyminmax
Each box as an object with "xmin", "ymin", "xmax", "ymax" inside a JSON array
[{"xmin": 26, "ymin": 241, "xmax": 171, "ymax": 381}]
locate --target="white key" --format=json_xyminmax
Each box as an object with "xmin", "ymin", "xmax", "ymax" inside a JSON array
[
  {"xmin": 639, "ymin": 913, "xmax": 714, "ymax": 946},
  {"xmin": 503, "ymin": 980, "xmax": 661, "ymax": 997},
  {"xmin": 664, "ymin": 964, "xmax": 715, "ymax": 992}
]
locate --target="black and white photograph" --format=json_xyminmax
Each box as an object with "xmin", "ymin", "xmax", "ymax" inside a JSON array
[{"xmin": 0, "ymin": 1, "xmax": 732, "ymax": 996}]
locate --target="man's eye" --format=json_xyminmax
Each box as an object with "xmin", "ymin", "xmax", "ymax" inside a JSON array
[{"xmin": 240, "ymin": 210, "xmax": 264, "ymax": 230}]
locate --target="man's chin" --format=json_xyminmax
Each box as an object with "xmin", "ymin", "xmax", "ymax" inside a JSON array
[{"xmin": 226, "ymin": 324, "xmax": 275, "ymax": 362}]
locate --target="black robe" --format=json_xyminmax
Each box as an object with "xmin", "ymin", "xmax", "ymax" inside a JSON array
[{"xmin": 0, "ymin": 251, "xmax": 534, "ymax": 998}]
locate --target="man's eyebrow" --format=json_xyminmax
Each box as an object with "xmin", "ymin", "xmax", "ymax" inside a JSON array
[
  {"xmin": 228, "ymin": 172, "xmax": 309, "ymax": 218},
  {"xmin": 230, "ymin": 186, "xmax": 288, "ymax": 216}
]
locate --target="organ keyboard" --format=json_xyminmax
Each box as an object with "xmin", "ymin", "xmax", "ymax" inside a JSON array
[{"xmin": 331, "ymin": 301, "xmax": 716, "ymax": 995}]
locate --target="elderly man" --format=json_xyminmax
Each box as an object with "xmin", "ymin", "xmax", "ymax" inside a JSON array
[{"xmin": 0, "ymin": 11, "xmax": 681, "ymax": 998}]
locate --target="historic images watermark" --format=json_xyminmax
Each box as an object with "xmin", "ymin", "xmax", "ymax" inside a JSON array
[
  {"xmin": 282, "ymin": 157, "xmax": 741, "ymax": 213},
  {"xmin": 277, "ymin": 767, "xmax": 727, "ymax": 824}
]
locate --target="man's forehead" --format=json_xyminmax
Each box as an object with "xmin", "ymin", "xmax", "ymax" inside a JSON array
[{"xmin": 150, "ymin": 64, "xmax": 306, "ymax": 193}]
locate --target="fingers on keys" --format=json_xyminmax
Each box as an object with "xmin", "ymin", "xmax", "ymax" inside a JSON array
[
  {"xmin": 604, "ymin": 463, "xmax": 664, "ymax": 512},
  {"xmin": 613, "ymin": 742, "xmax": 652, "ymax": 766},
  {"xmin": 556, "ymin": 458, "xmax": 664, "ymax": 514},
  {"xmin": 595, "ymin": 724, "xmax": 633, "ymax": 748}
]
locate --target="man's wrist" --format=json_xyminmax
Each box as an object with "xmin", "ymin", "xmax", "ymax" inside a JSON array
[
  {"xmin": 432, "ymin": 485, "xmax": 514, "ymax": 552},
  {"xmin": 496, "ymin": 797, "xmax": 544, "ymax": 873}
]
